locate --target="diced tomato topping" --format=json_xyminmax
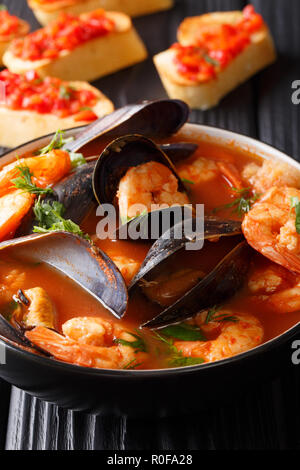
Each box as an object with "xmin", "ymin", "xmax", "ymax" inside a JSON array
[
  {"xmin": 0, "ymin": 69, "xmax": 98, "ymax": 120},
  {"xmin": 173, "ymin": 5, "xmax": 265, "ymax": 82},
  {"xmin": 11, "ymin": 9, "xmax": 115, "ymax": 61},
  {"xmin": 0, "ymin": 9, "xmax": 21, "ymax": 38},
  {"xmin": 171, "ymin": 43, "xmax": 216, "ymax": 82}
]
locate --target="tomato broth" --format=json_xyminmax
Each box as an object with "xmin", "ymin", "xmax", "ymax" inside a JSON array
[{"xmin": 1, "ymin": 133, "xmax": 300, "ymax": 369}]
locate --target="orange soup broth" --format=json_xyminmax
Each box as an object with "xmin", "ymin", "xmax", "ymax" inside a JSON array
[
  {"xmin": 1, "ymin": 134, "xmax": 300, "ymax": 369},
  {"xmin": 81, "ymin": 136, "xmax": 300, "ymax": 350}
]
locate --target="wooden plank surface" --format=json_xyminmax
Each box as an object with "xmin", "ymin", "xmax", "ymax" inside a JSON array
[{"xmin": 0, "ymin": 0, "xmax": 300, "ymax": 450}]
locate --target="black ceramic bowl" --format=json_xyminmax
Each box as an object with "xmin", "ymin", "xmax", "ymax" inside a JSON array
[{"xmin": 0, "ymin": 125, "xmax": 299, "ymax": 417}]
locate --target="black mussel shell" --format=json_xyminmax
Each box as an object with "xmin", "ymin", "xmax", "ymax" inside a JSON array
[
  {"xmin": 65, "ymin": 99, "xmax": 189, "ymax": 153},
  {"xmin": 92, "ymin": 134, "xmax": 187, "ymax": 207},
  {"xmin": 0, "ymin": 313, "xmax": 52, "ymax": 356},
  {"xmin": 17, "ymin": 162, "xmax": 96, "ymax": 237},
  {"xmin": 141, "ymin": 241, "xmax": 252, "ymax": 329},
  {"xmin": 130, "ymin": 217, "xmax": 242, "ymax": 289},
  {"xmin": 47, "ymin": 161, "xmax": 95, "ymax": 224},
  {"xmin": 115, "ymin": 205, "xmax": 195, "ymax": 243},
  {"xmin": 0, "ymin": 232, "xmax": 128, "ymax": 319},
  {"xmin": 160, "ymin": 143, "xmax": 198, "ymax": 163}
]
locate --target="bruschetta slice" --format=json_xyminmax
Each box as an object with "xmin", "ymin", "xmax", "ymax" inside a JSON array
[
  {"xmin": 154, "ymin": 5, "xmax": 276, "ymax": 109},
  {"xmin": 28, "ymin": 0, "xmax": 173, "ymax": 25},
  {"xmin": 3, "ymin": 9, "xmax": 147, "ymax": 82},
  {"xmin": 0, "ymin": 7, "xmax": 30, "ymax": 65},
  {"xmin": 0, "ymin": 69, "xmax": 114, "ymax": 147}
]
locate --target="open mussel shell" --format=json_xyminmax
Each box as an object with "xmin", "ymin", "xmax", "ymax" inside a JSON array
[
  {"xmin": 17, "ymin": 161, "xmax": 96, "ymax": 237},
  {"xmin": 160, "ymin": 143, "xmax": 198, "ymax": 163},
  {"xmin": 141, "ymin": 241, "xmax": 252, "ymax": 329},
  {"xmin": 46, "ymin": 161, "xmax": 95, "ymax": 224},
  {"xmin": 0, "ymin": 313, "xmax": 33, "ymax": 349},
  {"xmin": 115, "ymin": 205, "xmax": 195, "ymax": 243},
  {"xmin": 130, "ymin": 217, "xmax": 242, "ymax": 289},
  {"xmin": 92, "ymin": 134, "xmax": 187, "ymax": 208},
  {"xmin": 65, "ymin": 99, "xmax": 189, "ymax": 153},
  {"xmin": 0, "ymin": 232, "xmax": 128, "ymax": 319}
]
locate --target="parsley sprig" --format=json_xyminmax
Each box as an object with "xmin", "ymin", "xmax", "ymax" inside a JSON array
[
  {"xmin": 12, "ymin": 163, "xmax": 54, "ymax": 195},
  {"xmin": 33, "ymin": 197, "xmax": 90, "ymax": 240},
  {"xmin": 123, "ymin": 359, "xmax": 143, "ymax": 370},
  {"xmin": 291, "ymin": 197, "xmax": 300, "ymax": 234},
  {"xmin": 159, "ymin": 322, "xmax": 206, "ymax": 341},
  {"xmin": 38, "ymin": 130, "xmax": 73, "ymax": 155},
  {"xmin": 115, "ymin": 331, "xmax": 147, "ymax": 353},
  {"xmin": 205, "ymin": 305, "xmax": 238, "ymax": 324},
  {"xmin": 214, "ymin": 187, "xmax": 260, "ymax": 216},
  {"xmin": 153, "ymin": 331, "xmax": 205, "ymax": 368},
  {"xmin": 38, "ymin": 130, "xmax": 87, "ymax": 169}
]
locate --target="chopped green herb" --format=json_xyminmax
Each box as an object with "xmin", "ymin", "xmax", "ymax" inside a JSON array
[
  {"xmin": 59, "ymin": 85, "xmax": 72, "ymax": 100},
  {"xmin": 33, "ymin": 197, "xmax": 90, "ymax": 240},
  {"xmin": 153, "ymin": 332, "xmax": 205, "ymax": 368},
  {"xmin": 160, "ymin": 322, "xmax": 206, "ymax": 341},
  {"xmin": 38, "ymin": 130, "xmax": 74, "ymax": 155},
  {"xmin": 115, "ymin": 331, "xmax": 147, "ymax": 353},
  {"xmin": 123, "ymin": 359, "xmax": 143, "ymax": 370},
  {"xmin": 213, "ymin": 187, "xmax": 260, "ymax": 216},
  {"xmin": 80, "ymin": 106, "xmax": 92, "ymax": 111},
  {"xmin": 11, "ymin": 164, "xmax": 54, "ymax": 195},
  {"xmin": 0, "ymin": 5, "xmax": 7, "ymax": 11},
  {"xmin": 181, "ymin": 178, "xmax": 195, "ymax": 185},
  {"xmin": 204, "ymin": 55, "xmax": 220, "ymax": 66},
  {"xmin": 291, "ymin": 197, "xmax": 300, "ymax": 234},
  {"xmin": 2, "ymin": 300, "xmax": 19, "ymax": 321},
  {"xmin": 169, "ymin": 356, "xmax": 205, "ymax": 367},
  {"xmin": 205, "ymin": 305, "xmax": 238, "ymax": 324},
  {"xmin": 69, "ymin": 152, "xmax": 87, "ymax": 169}
]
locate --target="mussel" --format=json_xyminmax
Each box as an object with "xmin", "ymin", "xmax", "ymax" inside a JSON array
[
  {"xmin": 92, "ymin": 134, "xmax": 187, "ymax": 208},
  {"xmin": 140, "ymin": 241, "xmax": 252, "ymax": 329},
  {"xmin": 0, "ymin": 232, "xmax": 127, "ymax": 320},
  {"xmin": 129, "ymin": 217, "xmax": 242, "ymax": 290},
  {"xmin": 125, "ymin": 216, "xmax": 247, "ymax": 329},
  {"xmin": 65, "ymin": 99, "xmax": 189, "ymax": 153}
]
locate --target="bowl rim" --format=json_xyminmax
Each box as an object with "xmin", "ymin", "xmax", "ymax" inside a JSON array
[{"xmin": 1, "ymin": 122, "xmax": 299, "ymax": 378}]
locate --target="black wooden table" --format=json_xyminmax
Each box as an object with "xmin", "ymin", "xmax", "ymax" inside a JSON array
[{"xmin": 1, "ymin": 0, "xmax": 300, "ymax": 450}]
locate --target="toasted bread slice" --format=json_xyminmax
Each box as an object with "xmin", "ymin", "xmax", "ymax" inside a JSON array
[
  {"xmin": 0, "ymin": 19, "xmax": 29, "ymax": 66},
  {"xmin": 3, "ymin": 11, "xmax": 147, "ymax": 82},
  {"xmin": 28, "ymin": 0, "xmax": 173, "ymax": 24},
  {"xmin": 154, "ymin": 11, "xmax": 276, "ymax": 110},
  {"xmin": 0, "ymin": 81, "xmax": 114, "ymax": 148}
]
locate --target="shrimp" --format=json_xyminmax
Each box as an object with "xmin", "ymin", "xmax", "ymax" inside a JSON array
[
  {"xmin": 248, "ymin": 265, "xmax": 300, "ymax": 314},
  {"xmin": 22, "ymin": 287, "xmax": 56, "ymax": 329},
  {"xmin": 26, "ymin": 317, "xmax": 149, "ymax": 369},
  {"xmin": 248, "ymin": 264, "xmax": 295, "ymax": 295},
  {"xmin": 242, "ymin": 187, "xmax": 300, "ymax": 273},
  {"xmin": 177, "ymin": 156, "xmax": 218, "ymax": 184},
  {"xmin": 110, "ymin": 255, "xmax": 141, "ymax": 285},
  {"xmin": 0, "ymin": 189, "xmax": 34, "ymax": 241},
  {"xmin": 242, "ymin": 160, "xmax": 300, "ymax": 194},
  {"xmin": 0, "ymin": 149, "xmax": 71, "ymax": 197},
  {"xmin": 174, "ymin": 312, "xmax": 263, "ymax": 362},
  {"xmin": 141, "ymin": 268, "xmax": 205, "ymax": 307},
  {"xmin": 177, "ymin": 156, "xmax": 244, "ymax": 188},
  {"xmin": 117, "ymin": 161, "xmax": 189, "ymax": 220}
]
